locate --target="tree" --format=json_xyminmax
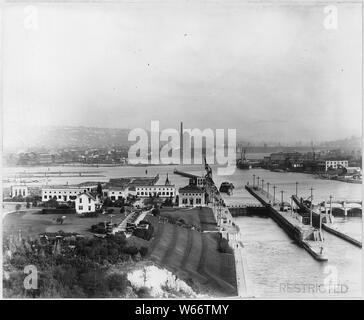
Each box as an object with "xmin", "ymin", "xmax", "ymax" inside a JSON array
[
  {"xmin": 97, "ymin": 183, "xmax": 103, "ymax": 196},
  {"xmin": 15, "ymin": 204, "xmax": 21, "ymax": 211},
  {"xmin": 26, "ymin": 202, "xmax": 30, "ymax": 209},
  {"xmin": 103, "ymin": 197, "xmax": 113, "ymax": 208},
  {"xmin": 151, "ymin": 206, "xmax": 160, "ymax": 216},
  {"xmin": 46, "ymin": 198, "xmax": 59, "ymax": 208}
]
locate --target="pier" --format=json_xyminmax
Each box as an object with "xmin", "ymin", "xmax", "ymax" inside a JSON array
[
  {"xmin": 199, "ymin": 163, "xmax": 252, "ymax": 297},
  {"xmin": 292, "ymin": 195, "xmax": 362, "ymax": 248},
  {"xmin": 173, "ymin": 169, "xmax": 199, "ymax": 179},
  {"xmin": 245, "ymin": 184, "xmax": 328, "ymax": 262}
]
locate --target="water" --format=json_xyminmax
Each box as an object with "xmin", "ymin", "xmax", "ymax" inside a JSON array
[{"xmin": 2, "ymin": 164, "xmax": 362, "ymax": 298}]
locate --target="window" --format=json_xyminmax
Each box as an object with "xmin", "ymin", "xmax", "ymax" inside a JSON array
[
  {"xmin": 196, "ymin": 198, "xmax": 201, "ymax": 204},
  {"xmin": 88, "ymin": 198, "xmax": 91, "ymax": 203},
  {"xmin": 58, "ymin": 195, "xmax": 61, "ymax": 199},
  {"xmin": 79, "ymin": 206, "xmax": 83, "ymax": 210},
  {"xmin": 88, "ymin": 206, "xmax": 91, "ymax": 211},
  {"xmin": 44, "ymin": 195, "xmax": 47, "ymax": 199},
  {"xmin": 79, "ymin": 198, "xmax": 82, "ymax": 203},
  {"xmin": 182, "ymin": 198, "xmax": 188, "ymax": 204}
]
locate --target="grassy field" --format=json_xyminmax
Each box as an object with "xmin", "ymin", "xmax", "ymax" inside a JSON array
[
  {"xmin": 139, "ymin": 214, "xmax": 237, "ymax": 297},
  {"xmin": 3, "ymin": 209, "xmax": 127, "ymax": 238},
  {"xmin": 4, "ymin": 207, "xmax": 237, "ymax": 296},
  {"xmin": 159, "ymin": 207, "xmax": 218, "ymax": 231}
]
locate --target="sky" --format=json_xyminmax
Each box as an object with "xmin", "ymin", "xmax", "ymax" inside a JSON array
[{"xmin": 2, "ymin": 1, "xmax": 363, "ymax": 146}]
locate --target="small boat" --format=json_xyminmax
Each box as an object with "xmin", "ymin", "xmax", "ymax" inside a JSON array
[{"xmin": 219, "ymin": 182, "xmax": 235, "ymax": 195}]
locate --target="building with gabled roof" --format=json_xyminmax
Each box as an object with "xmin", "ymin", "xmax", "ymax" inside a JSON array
[
  {"xmin": 178, "ymin": 184, "xmax": 206, "ymax": 207},
  {"xmin": 75, "ymin": 191, "xmax": 101, "ymax": 215}
]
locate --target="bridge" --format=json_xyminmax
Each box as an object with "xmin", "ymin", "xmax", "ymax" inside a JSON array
[
  {"xmin": 292, "ymin": 195, "xmax": 362, "ymax": 248},
  {"xmin": 319, "ymin": 199, "xmax": 362, "ymax": 217}
]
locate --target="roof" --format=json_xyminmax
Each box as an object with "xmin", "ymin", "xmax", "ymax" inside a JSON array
[
  {"xmin": 106, "ymin": 186, "xmax": 127, "ymax": 191},
  {"xmin": 77, "ymin": 181, "xmax": 99, "ymax": 187},
  {"xmin": 135, "ymin": 185, "xmax": 175, "ymax": 188},
  {"xmin": 178, "ymin": 185, "xmax": 204, "ymax": 194},
  {"xmin": 77, "ymin": 191, "xmax": 97, "ymax": 201},
  {"xmin": 42, "ymin": 185, "xmax": 89, "ymax": 190}
]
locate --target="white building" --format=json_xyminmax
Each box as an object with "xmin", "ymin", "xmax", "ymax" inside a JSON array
[
  {"xmin": 105, "ymin": 187, "xmax": 129, "ymax": 201},
  {"xmin": 10, "ymin": 185, "xmax": 29, "ymax": 198},
  {"xmin": 75, "ymin": 192, "xmax": 101, "ymax": 214},
  {"xmin": 133, "ymin": 185, "xmax": 176, "ymax": 198},
  {"xmin": 42, "ymin": 184, "xmax": 98, "ymax": 202},
  {"xmin": 325, "ymin": 160, "xmax": 348, "ymax": 171},
  {"xmin": 178, "ymin": 185, "xmax": 205, "ymax": 207}
]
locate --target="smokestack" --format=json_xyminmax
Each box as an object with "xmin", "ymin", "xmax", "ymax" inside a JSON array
[{"xmin": 180, "ymin": 121, "xmax": 183, "ymax": 164}]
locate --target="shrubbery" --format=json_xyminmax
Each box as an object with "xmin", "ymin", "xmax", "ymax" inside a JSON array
[
  {"xmin": 3, "ymin": 234, "xmax": 149, "ymax": 298},
  {"xmin": 133, "ymin": 221, "xmax": 154, "ymax": 241}
]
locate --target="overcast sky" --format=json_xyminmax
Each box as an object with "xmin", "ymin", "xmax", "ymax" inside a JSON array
[{"xmin": 2, "ymin": 2, "xmax": 362, "ymax": 144}]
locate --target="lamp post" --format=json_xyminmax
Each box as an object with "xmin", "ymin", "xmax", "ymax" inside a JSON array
[
  {"xmin": 262, "ymin": 179, "xmax": 264, "ymax": 191},
  {"xmin": 273, "ymin": 186, "xmax": 276, "ymax": 205},
  {"xmin": 253, "ymin": 175, "xmax": 256, "ymax": 187},
  {"xmin": 257, "ymin": 177, "xmax": 260, "ymax": 189},
  {"xmin": 267, "ymin": 182, "xmax": 270, "ymax": 197},
  {"xmin": 295, "ymin": 182, "xmax": 298, "ymax": 196},
  {"xmin": 329, "ymin": 195, "xmax": 333, "ymax": 221},
  {"xmin": 280, "ymin": 190, "xmax": 284, "ymax": 207}
]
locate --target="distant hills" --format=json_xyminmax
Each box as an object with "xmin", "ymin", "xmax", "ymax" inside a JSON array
[
  {"xmin": 3, "ymin": 126, "xmax": 132, "ymax": 152},
  {"xmin": 3, "ymin": 125, "xmax": 362, "ymax": 153}
]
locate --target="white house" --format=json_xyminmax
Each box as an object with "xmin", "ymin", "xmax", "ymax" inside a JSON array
[
  {"xmin": 42, "ymin": 184, "xmax": 98, "ymax": 202},
  {"xmin": 75, "ymin": 192, "xmax": 101, "ymax": 214},
  {"xmin": 325, "ymin": 160, "xmax": 348, "ymax": 171},
  {"xmin": 10, "ymin": 185, "xmax": 29, "ymax": 198},
  {"xmin": 178, "ymin": 184, "xmax": 206, "ymax": 207}
]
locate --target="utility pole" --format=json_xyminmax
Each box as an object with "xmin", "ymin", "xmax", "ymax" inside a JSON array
[
  {"xmin": 273, "ymin": 186, "xmax": 276, "ymax": 205},
  {"xmin": 257, "ymin": 177, "xmax": 260, "ymax": 189},
  {"xmin": 310, "ymin": 187, "xmax": 314, "ymax": 227},
  {"xmin": 262, "ymin": 179, "xmax": 264, "ymax": 191},
  {"xmin": 295, "ymin": 182, "xmax": 298, "ymax": 196},
  {"xmin": 280, "ymin": 190, "xmax": 284, "ymax": 206},
  {"xmin": 253, "ymin": 175, "xmax": 255, "ymax": 188},
  {"xmin": 319, "ymin": 203, "xmax": 322, "ymax": 234},
  {"xmin": 329, "ymin": 195, "xmax": 333, "ymax": 221},
  {"xmin": 267, "ymin": 182, "xmax": 270, "ymax": 197}
]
